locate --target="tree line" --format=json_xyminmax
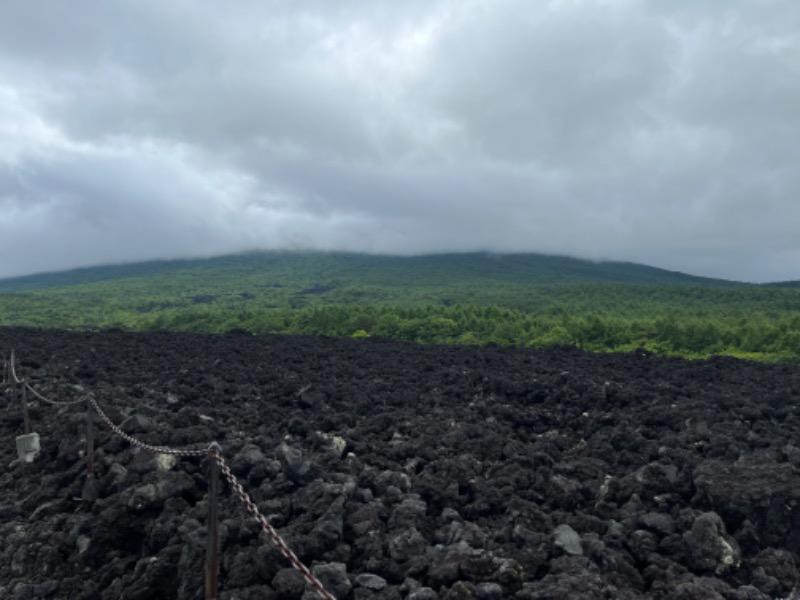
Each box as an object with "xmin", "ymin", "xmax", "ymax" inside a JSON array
[
  {"xmin": 132, "ymin": 303, "xmax": 800, "ymax": 362},
  {"xmin": 2, "ymin": 277, "xmax": 799, "ymax": 362}
]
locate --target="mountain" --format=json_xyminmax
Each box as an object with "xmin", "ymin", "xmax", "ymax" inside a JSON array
[
  {"xmin": 2, "ymin": 251, "xmax": 798, "ymax": 362},
  {"xmin": 0, "ymin": 251, "xmax": 744, "ymax": 293}
]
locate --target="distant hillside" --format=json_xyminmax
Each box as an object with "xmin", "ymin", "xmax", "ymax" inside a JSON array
[
  {"xmin": 2, "ymin": 251, "xmax": 800, "ymax": 362},
  {"xmin": 0, "ymin": 258, "xmax": 199, "ymax": 292},
  {"xmin": 0, "ymin": 251, "xmax": 743, "ymax": 293}
]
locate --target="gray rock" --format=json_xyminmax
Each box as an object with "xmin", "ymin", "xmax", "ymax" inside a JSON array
[
  {"xmin": 101, "ymin": 462, "xmax": 128, "ymax": 495},
  {"xmin": 458, "ymin": 550, "xmax": 500, "ymax": 582},
  {"xmin": 347, "ymin": 501, "xmax": 386, "ymax": 537},
  {"xmin": 298, "ymin": 387, "xmax": 326, "ymax": 409},
  {"xmin": 783, "ymin": 444, "xmax": 800, "ymax": 468},
  {"xmin": 441, "ymin": 508, "xmax": 463, "ymax": 523},
  {"xmin": 693, "ymin": 460, "xmax": 800, "ymax": 556},
  {"xmin": 438, "ymin": 521, "xmax": 488, "ymax": 549},
  {"xmin": 33, "ymin": 581, "xmax": 60, "ymax": 598},
  {"xmin": 750, "ymin": 548, "xmax": 798, "ymax": 595},
  {"xmin": 275, "ymin": 442, "xmax": 313, "ymax": 484},
  {"xmin": 515, "ymin": 555, "xmax": 603, "ymax": 599},
  {"xmin": 427, "ymin": 553, "xmax": 464, "ymax": 587},
  {"xmin": 636, "ymin": 463, "xmax": 679, "ymax": 486},
  {"xmin": 553, "ymin": 524, "xmax": 583, "ymax": 556},
  {"xmin": 231, "ymin": 443, "xmax": 268, "ymax": 476},
  {"xmin": 375, "ymin": 470, "xmax": 411, "ymax": 495},
  {"xmin": 307, "ymin": 497, "xmax": 345, "ymax": 555},
  {"xmin": 641, "ymin": 512, "xmax": 676, "ymax": 536},
  {"xmin": 444, "ymin": 581, "xmax": 479, "ymax": 600},
  {"xmin": 493, "ymin": 558, "xmax": 525, "ymax": 592},
  {"xmin": 127, "ymin": 484, "xmax": 158, "ymax": 510},
  {"xmin": 356, "ymin": 573, "xmax": 388, "ymax": 590},
  {"xmin": 408, "ymin": 588, "xmax": 439, "ymax": 600},
  {"xmin": 76, "ymin": 535, "xmax": 91, "ymax": 555},
  {"xmin": 127, "ymin": 449, "xmax": 159, "ymax": 474},
  {"xmin": 272, "ymin": 567, "xmax": 306, "ymax": 598},
  {"xmin": 683, "ymin": 511, "xmax": 741, "ymax": 575},
  {"xmin": 662, "ymin": 576, "xmax": 741, "ymax": 599},
  {"xmin": 388, "ymin": 527, "xmax": 427, "ymax": 562},
  {"xmin": 628, "ymin": 529, "xmax": 657, "ymax": 564},
  {"xmin": 400, "ymin": 578, "xmax": 423, "ymax": 595},
  {"xmin": 308, "ymin": 562, "xmax": 351, "ymax": 599},
  {"xmin": 155, "ymin": 470, "xmax": 195, "ymax": 502},
  {"xmin": 120, "ymin": 414, "xmax": 156, "ymax": 434},
  {"xmin": 12, "ymin": 582, "xmax": 35, "ymax": 600},
  {"xmin": 178, "ymin": 527, "xmax": 205, "ymax": 576},
  {"xmin": 389, "ymin": 495, "xmax": 427, "ymax": 530},
  {"xmin": 477, "ymin": 582, "xmax": 503, "ymax": 600}
]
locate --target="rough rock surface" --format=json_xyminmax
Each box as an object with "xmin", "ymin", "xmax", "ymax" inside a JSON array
[{"xmin": 1, "ymin": 327, "xmax": 800, "ymax": 599}]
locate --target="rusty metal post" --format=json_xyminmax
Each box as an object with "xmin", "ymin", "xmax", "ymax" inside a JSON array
[
  {"xmin": 86, "ymin": 397, "xmax": 95, "ymax": 478},
  {"xmin": 205, "ymin": 443, "xmax": 222, "ymax": 600},
  {"xmin": 21, "ymin": 383, "xmax": 31, "ymax": 435}
]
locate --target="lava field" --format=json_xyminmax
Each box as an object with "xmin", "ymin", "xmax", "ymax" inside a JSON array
[{"xmin": 2, "ymin": 327, "xmax": 800, "ymax": 599}]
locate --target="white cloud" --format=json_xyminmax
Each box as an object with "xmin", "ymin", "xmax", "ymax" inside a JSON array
[{"xmin": 0, "ymin": 0, "xmax": 798, "ymax": 282}]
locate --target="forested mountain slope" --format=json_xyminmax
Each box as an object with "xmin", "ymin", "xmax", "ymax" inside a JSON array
[
  {"xmin": 1, "ymin": 252, "xmax": 798, "ymax": 362},
  {"xmin": 0, "ymin": 251, "xmax": 740, "ymax": 293}
]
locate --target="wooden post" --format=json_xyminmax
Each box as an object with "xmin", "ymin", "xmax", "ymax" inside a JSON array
[
  {"xmin": 86, "ymin": 398, "xmax": 95, "ymax": 478},
  {"xmin": 205, "ymin": 443, "xmax": 222, "ymax": 600}
]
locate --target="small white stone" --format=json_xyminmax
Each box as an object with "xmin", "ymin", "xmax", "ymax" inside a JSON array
[
  {"xmin": 77, "ymin": 535, "xmax": 91, "ymax": 555},
  {"xmin": 331, "ymin": 436, "xmax": 347, "ymax": 456},
  {"xmin": 156, "ymin": 453, "xmax": 177, "ymax": 471}
]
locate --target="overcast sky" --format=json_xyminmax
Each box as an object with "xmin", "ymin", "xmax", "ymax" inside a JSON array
[{"xmin": 1, "ymin": 1, "xmax": 798, "ymax": 282}]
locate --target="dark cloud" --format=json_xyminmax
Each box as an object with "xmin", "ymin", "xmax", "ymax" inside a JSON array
[{"xmin": 1, "ymin": 0, "xmax": 798, "ymax": 282}]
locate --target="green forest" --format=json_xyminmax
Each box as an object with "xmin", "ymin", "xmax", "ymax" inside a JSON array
[{"xmin": 1, "ymin": 251, "xmax": 799, "ymax": 362}]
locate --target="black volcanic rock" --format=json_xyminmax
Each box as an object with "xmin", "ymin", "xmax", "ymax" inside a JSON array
[{"xmin": 1, "ymin": 327, "xmax": 800, "ymax": 598}]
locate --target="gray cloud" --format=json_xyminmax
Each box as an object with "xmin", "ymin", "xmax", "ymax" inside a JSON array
[{"xmin": 1, "ymin": 0, "xmax": 798, "ymax": 282}]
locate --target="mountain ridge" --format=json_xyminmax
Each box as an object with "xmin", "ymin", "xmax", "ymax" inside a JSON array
[{"xmin": 0, "ymin": 250, "xmax": 750, "ymax": 293}]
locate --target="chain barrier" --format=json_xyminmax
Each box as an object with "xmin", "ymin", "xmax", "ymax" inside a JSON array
[
  {"xmin": 25, "ymin": 382, "xmax": 87, "ymax": 407},
  {"xmin": 213, "ymin": 450, "xmax": 337, "ymax": 600},
  {"xmin": 9, "ymin": 350, "xmax": 22, "ymax": 384},
  {"xmin": 4, "ymin": 351, "xmax": 337, "ymax": 600},
  {"xmin": 5, "ymin": 352, "xmax": 103, "ymax": 407},
  {"xmin": 6, "ymin": 353, "xmax": 86, "ymax": 406},
  {"xmin": 87, "ymin": 394, "xmax": 209, "ymax": 458}
]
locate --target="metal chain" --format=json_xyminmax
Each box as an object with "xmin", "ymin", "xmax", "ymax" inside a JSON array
[
  {"xmin": 25, "ymin": 382, "xmax": 86, "ymax": 406},
  {"xmin": 9, "ymin": 353, "xmax": 335, "ymax": 598},
  {"xmin": 213, "ymin": 452, "xmax": 337, "ymax": 600},
  {"xmin": 88, "ymin": 395, "xmax": 208, "ymax": 457},
  {"xmin": 8, "ymin": 352, "xmax": 78, "ymax": 405},
  {"xmin": 9, "ymin": 351, "xmax": 23, "ymax": 384},
  {"xmin": 12, "ymin": 352, "xmax": 198, "ymax": 447}
]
